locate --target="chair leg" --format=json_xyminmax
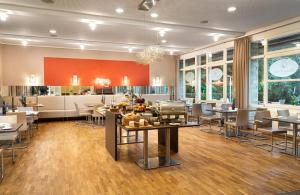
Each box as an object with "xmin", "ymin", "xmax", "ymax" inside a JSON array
[
  {"xmin": 12, "ymin": 141, "xmax": 15, "ymax": 163},
  {"xmin": 271, "ymin": 134, "xmax": 274, "ymax": 152}
]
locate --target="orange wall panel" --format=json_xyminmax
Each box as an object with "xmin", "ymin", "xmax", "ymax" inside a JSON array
[{"xmin": 44, "ymin": 57, "xmax": 149, "ymax": 86}]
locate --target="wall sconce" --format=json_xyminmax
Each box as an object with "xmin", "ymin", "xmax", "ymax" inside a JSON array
[
  {"xmin": 27, "ymin": 74, "xmax": 38, "ymax": 86},
  {"xmin": 95, "ymin": 78, "xmax": 111, "ymax": 87},
  {"xmin": 122, "ymin": 75, "xmax": 129, "ymax": 86},
  {"xmin": 72, "ymin": 75, "xmax": 80, "ymax": 86},
  {"xmin": 152, "ymin": 76, "xmax": 162, "ymax": 86}
]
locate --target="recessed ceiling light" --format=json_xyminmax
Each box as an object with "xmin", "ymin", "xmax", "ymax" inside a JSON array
[
  {"xmin": 80, "ymin": 44, "xmax": 85, "ymax": 50},
  {"xmin": 161, "ymin": 40, "xmax": 167, "ymax": 43},
  {"xmin": 0, "ymin": 13, "xmax": 8, "ymax": 21},
  {"xmin": 227, "ymin": 6, "xmax": 237, "ymax": 12},
  {"xmin": 261, "ymin": 40, "xmax": 267, "ymax": 46},
  {"xmin": 159, "ymin": 31, "xmax": 166, "ymax": 37},
  {"xmin": 89, "ymin": 22, "xmax": 97, "ymax": 31},
  {"xmin": 49, "ymin": 29, "xmax": 56, "ymax": 34},
  {"xmin": 169, "ymin": 51, "xmax": 174, "ymax": 55},
  {"xmin": 115, "ymin": 8, "xmax": 124, "ymax": 14},
  {"xmin": 294, "ymin": 42, "xmax": 300, "ymax": 48},
  {"xmin": 128, "ymin": 48, "xmax": 133, "ymax": 53},
  {"xmin": 21, "ymin": 40, "xmax": 28, "ymax": 46},
  {"xmin": 151, "ymin": 13, "xmax": 159, "ymax": 18}
]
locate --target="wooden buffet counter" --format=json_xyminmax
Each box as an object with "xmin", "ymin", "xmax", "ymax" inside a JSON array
[{"xmin": 105, "ymin": 110, "xmax": 199, "ymax": 169}]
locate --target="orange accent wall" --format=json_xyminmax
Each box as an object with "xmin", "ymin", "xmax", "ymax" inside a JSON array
[{"xmin": 44, "ymin": 57, "xmax": 149, "ymax": 86}]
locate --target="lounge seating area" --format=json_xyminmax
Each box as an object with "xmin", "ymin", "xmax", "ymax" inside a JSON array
[{"xmin": 0, "ymin": 0, "xmax": 300, "ymax": 194}]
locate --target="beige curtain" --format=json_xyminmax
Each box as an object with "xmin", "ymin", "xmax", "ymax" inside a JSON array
[{"xmin": 233, "ymin": 37, "xmax": 250, "ymax": 109}]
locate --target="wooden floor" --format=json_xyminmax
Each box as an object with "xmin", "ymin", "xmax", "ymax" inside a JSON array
[{"xmin": 1, "ymin": 121, "xmax": 300, "ymax": 195}]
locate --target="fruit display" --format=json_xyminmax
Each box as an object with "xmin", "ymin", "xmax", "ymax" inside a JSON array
[
  {"xmin": 122, "ymin": 113, "xmax": 140, "ymax": 126},
  {"xmin": 118, "ymin": 102, "xmax": 129, "ymax": 108},
  {"xmin": 133, "ymin": 104, "xmax": 146, "ymax": 112}
]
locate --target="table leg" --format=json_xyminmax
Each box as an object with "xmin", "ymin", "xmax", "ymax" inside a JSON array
[
  {"xmin": 165, "ymin": 128, "xmax": 171, "ymax": 163},
  {"xmin": 0, "ymin": 150, "xmax": 3, "ymax": 182},
  {"xmin": 293, "ymin": 124, "xmax": 298, "ymax": 157},
  {"xmin": 143, "ymin": 130, "xmax": 148, "ymax": 166},
  {"xmin": 224, "ymin": 113, "xmax": 228, "ymax": 137}
]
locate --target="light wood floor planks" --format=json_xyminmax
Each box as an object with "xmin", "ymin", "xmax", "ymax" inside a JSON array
[{"xmin": 0, "ymin": 121, "xmax": 300, "ymax": 195}]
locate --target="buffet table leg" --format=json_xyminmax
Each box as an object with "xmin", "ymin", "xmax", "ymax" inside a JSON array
[{"xmin": 143, "ymin": 130, "xmax": 148, "ymax": 166}]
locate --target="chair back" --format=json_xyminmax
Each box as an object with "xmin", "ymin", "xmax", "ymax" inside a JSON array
[
  {"xmin": 255, "ymin": 110, "xmax": 272, "ymax": 128},
  {"xmin": 0, "ymin": 115, "xmax": 17, "ymax": 124},
  {"xmin": 192, "ymin": 103, "xmax": 202, "ymax": 116},
  {"xmin": 236, "ymin": 109, "xmax": 249, "ymax": 127},
  {"xmin": 7, "ymin": 112, "xmax": 28, "ymax": 130},
  {"xmin": 201, "ymin": 103, "xmax": 213, "ymax": 116},
  {"xmin": 221, "ymin": 103, "xmax": 231, "ymax": 111},
  {"xmin": 74, "ymin": 103, "xmax": 80, "ymax": 115},
  {"xmin": 277, "ymin": 109, "xmax": 290, "ymax": 127},
  {"xmin": 17, "ymin": 107, "xmax": 33, "ymax": 112}
]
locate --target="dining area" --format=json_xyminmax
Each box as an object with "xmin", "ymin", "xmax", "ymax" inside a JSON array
[{"xmin": 187, "ymin": 102, "xmax": 300, "ymax": 160}]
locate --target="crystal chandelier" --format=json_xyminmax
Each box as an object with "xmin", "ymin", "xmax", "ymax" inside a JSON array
[
  {"xmin": 137, "ymin": 3, "xmax": 165, "ymax": 65},
  {"xmin": 137, "ymin": 45, "xmax": 165, "ymax": 64}
]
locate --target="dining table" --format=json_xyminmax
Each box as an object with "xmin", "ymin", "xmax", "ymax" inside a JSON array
[
  {"xmin": 207, "ymin": 108, "xmax": 256, "ymax": 137},
  {"xmin": 264, "ymin": 116, "xmax": 300, "ymax": 157}
]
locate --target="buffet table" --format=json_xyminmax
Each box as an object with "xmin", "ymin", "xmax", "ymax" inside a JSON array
[{"xmin": 105, "ymin": 110, "xmax": 199, "ymax": 169}]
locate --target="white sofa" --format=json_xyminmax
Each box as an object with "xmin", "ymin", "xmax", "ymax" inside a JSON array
[{"xmin": 26, "ymin": 94, "xmax": 170, "ymax": 119}]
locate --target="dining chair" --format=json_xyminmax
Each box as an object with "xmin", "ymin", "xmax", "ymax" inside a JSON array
[
  {"xmin": 254, "ymin": 110, "xmax": 288, "ymax": 152},
  {"xmin": 224, "ymin": 109, "xmax": 249, "ymax": 142},
  {"xmin": 17, "ymin": 106, "xmax": 38, "ymax": 134},
  {"xmin": 7, "ymin": 112, "xmax": 29, "ymax": 144},
  {"xmin": 74, "ymin": 103, "xmax": 92, "ymax": 124},
  {"xmin": 199, "ymin": 103, "xmax": 221, "ymax": 132},
  {"xmin": 0, "ymin": 115, "xmax": 19, "ymax": 163},
  {"xmin": 92, "ymin": 105, "xmax": 106, "ymax": 126},
  {"xmin": 188, "ymin": 103, "xmax": 202, "ymax": 124}
]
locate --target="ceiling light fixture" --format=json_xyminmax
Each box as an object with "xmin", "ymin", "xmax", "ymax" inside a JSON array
[
  {"xmin": 159, "ymin": 30, "xmax": 166, "ymax": 37},
  {"xmin": 80, "ymin": 44, "xmax": 85, "ymax": 50},
  {"xmin": 169, "ymin": 51, "xmax": 174, "ymax": 55},
  {"xmin": 227, "ymin": 6, "xmax": 237, "ymax": 12},
  {"xmin": 128, "ymin": 48, "xmax": 133, "ymax": 53},
  {"xmin": 89, "ymin": 22, "xmax": 97, "ymax": 31},
  {"xmin": 21, "ymin": 40, "xmax": 28, "ymax": 46},
  {"xmin": 150, "ymin": 13, "xmax": 159, "ymax": 18},
  {"xmin": 139, "ymin": 0, "xmax": 160, "ymax": 11},
  {"xmin": 208, "ymin": 33, "xmax": 224, "ymax": 42},
  {"xmin": 294, "ymin": 42, "xmax": 300, "ymax": 48},
  {"xmin": 49, "ymin": 29, "xmax": 57, "ymax": 34},
  {"xmin": 115, "ymin": 8, "xmax": 124, "ymax": 14},
  {"xmin": 161, "ymin": 40, "xmax": 167, "ymax": 43},
  {"xmin": 0, "ymin": 13, "xmax": 8, "ymax": 21}
]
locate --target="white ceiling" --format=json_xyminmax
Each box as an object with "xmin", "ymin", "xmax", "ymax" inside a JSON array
[{"xmin": 0, "ymin": 0, "xmax": 299, "ymax": 54}]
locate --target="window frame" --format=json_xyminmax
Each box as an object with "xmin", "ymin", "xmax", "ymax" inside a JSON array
[{"xmin": 250, "ymin": 32, "xmax": 300, "ymax": 108}]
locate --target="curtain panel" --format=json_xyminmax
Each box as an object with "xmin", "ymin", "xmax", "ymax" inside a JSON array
[{"xmin": 233, "ymin": 37, "xmax": 250, "ymax": 109}]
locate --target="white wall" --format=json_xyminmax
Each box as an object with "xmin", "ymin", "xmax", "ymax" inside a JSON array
[{"xmin": 1, "ymin": 45, "xmax": 176, "ymax": 86}]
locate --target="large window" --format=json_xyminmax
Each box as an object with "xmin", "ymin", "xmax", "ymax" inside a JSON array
[
  {"xmin": 249, "ymin": 58, "xmax": 264, "ymax": 105},
  {"xmin": 267, "ymin": 54, "xmax": 300, "ymax": 105},
  {"xmin": 250, "ymin": 32, "xmax": 300, "ymax": 107},
  {"xmin": 185, "ymin": 58, "xmax": 195, "ymax": 67},
  {"xmin": 179, "ymin": 45, "xmax": 233, "ymax": 101},
  {"xmin": 201, "ymin": 67, "xmax": 207, "ymax": 100},
  {"xmin": 185, "ymin": 70, "xmax": 195, "ymax": 98},
  {"xmin": 251, "ymin": 41, "xmax": 264, "ymax": 57},
  {"xmin": 227, "ymin": 63, "xmax": 233, "ymax": 103},
  {"xmin": 268, "ymin": 33, "xmax": 300, "ymax": 52},
  {"xmin": 208, "ymin": 66, "xmax": 224, "ymax": 100}
]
